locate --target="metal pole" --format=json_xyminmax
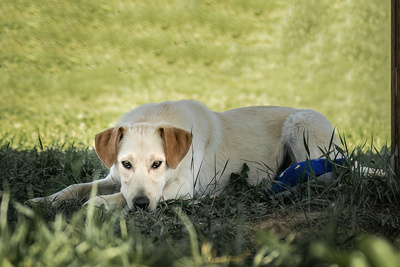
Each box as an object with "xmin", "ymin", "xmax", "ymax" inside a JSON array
[{"xmin": 392, "ymin": 0, "xmax": 400, "ymax": 179}]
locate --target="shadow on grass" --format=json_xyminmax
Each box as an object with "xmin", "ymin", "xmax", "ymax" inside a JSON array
[{"xmin": 0, "ymin": 141, "xmax": 399, "ymax": 266}]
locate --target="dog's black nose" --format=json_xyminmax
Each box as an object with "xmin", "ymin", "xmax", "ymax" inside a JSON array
[{"xmin": 132, "ymin": 196, "xmax": 150, "ymax": 210}]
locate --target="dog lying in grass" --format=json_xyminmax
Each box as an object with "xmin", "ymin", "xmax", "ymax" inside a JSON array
[{"xmin": 29, "ymin": 100, "xmax": 339, "ymax": 211}]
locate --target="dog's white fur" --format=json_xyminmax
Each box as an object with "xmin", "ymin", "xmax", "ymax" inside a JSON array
[{"xmin": 30, "ymin": 100, "xmax": 339, "ymax": 211}]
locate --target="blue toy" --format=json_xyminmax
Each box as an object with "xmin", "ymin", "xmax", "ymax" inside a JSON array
[{"xmin": 267, "ymin": 158, "xmax": 346, "ymax": 195}]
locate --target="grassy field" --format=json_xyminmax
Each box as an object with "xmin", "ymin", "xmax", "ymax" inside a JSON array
[
  {"xmin": 0, "ymin": 0, "xmax": 391, "ymax": 148},
  {"xmin": 1, "ymin": 0, "xmax": 399, "ymax": 266}
]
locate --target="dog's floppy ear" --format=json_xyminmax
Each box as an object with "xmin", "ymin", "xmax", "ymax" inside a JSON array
[
  {"xmin": 159, "ymin": 127, "xmax": 192, "ymax": 169},
  {"xmin": 95, "ymin": 127, "xmax": 125, "ymax": 169}
]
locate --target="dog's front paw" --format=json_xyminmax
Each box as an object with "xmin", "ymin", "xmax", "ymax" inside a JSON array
[
  {"xmin": 83, "ymin": 193, "xmax": 126, "ymax": 212},
  {"xmin": 82, "ymin": 196, "xmax": 113, "ymax": 211}
]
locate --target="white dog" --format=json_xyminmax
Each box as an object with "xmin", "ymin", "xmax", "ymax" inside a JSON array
[{"xmin": 30, "ymin": 100, "xmax": 339, "ymax": 211}]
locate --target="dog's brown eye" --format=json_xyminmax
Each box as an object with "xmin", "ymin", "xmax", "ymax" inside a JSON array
[
  {"xmin": 152, "ymin": 161, "xmax": 162, "ymax": 169},
  {"xmin": 121, "ymin": 160, "xmax": 132, "ymax": 169}
]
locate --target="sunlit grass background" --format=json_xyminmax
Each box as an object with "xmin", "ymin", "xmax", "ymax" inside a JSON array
[{"xmin": 0, "ymin": 0, "xmax": 390, "ymax": 149}]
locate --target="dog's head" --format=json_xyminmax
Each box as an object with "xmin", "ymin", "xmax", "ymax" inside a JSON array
[{"xmin": 94, "ymin": 124, "xmax": 192, "ymax": 211}]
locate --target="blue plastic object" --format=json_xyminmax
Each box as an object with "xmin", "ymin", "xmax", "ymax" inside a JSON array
[{"xmin": 267, "ymin": 158, "xmax": 346, "ymax": 195}]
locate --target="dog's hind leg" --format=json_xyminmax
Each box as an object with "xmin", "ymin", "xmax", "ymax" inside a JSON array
[{"xmin": 280, "ymin": 110, "xmax": 340, "ymax": 163}]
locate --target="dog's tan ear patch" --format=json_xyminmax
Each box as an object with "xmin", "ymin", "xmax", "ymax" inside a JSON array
[
  {"xmin": 159, "ymin": 127, "xmax": 192, "ymax": 169},
  {"xmin": 95, "ymin": 127, "xmax": 125, "ymax": 169}
]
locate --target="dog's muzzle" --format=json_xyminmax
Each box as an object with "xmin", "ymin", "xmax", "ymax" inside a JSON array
[{"xmin": 132, "ymin": 196, "xmax": 150, "ymax": 210}]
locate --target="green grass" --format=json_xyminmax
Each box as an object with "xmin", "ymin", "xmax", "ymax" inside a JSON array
[
  {"xmin": 1, "ymin": 142, "xmax": 399, "ymax": 266},
  {"xmin": 0, "ymin": 0, "xmax": 391, "ymax": 148},
  {"xmin": 1, "ymin": 0, "xmax": 398, "ymax": 266}
]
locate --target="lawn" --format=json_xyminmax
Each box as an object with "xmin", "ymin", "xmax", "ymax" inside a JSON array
[
  {"xmin": 1, "ymin": 0, "xmax": 398, "ymax": 266},
  {"xmin": 1, "ymin": 0, "xmax": 391, "ymax": 148}
]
